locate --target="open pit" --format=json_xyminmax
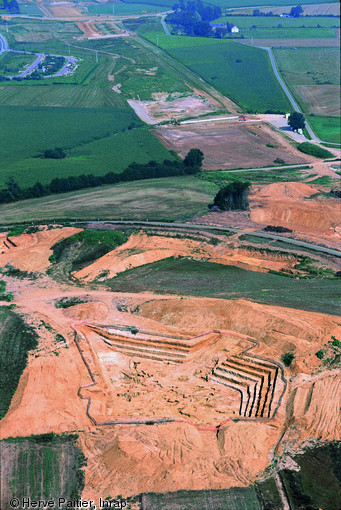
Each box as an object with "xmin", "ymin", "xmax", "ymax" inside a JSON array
[{"xmin": 72, "ymin": 322, "xmax": 284, "ymax": 427}]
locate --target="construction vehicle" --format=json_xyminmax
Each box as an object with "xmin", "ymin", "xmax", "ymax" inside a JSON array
[{"xmin": 239, "ymin": 116, "xmax": 248, "ymax": 121}]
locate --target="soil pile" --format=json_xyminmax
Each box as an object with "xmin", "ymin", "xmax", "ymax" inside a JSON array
[{"xmin": 250, "ymin": 182, "xmax": 341, "ymax": 240}]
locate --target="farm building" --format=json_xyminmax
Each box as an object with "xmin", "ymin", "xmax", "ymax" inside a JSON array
[{"xmin": 227, "ymin": 23, "xmax": 239, "ymax": 33}]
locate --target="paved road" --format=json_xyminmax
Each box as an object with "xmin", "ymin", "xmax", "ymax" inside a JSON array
[
  {"xmin": 18, "ymin": 52, "xmax": 45, "ymax": 77},
  {"xmin": 83, "ymin": 220, "xmax": 341, "ymax": 258},
  {"xmin": 160, "ymin": 14, "xmax": 170, "ymax": 35},
  {"xmin": 0, "ymin": 33, "xmax": 9, "ymax": 55}
]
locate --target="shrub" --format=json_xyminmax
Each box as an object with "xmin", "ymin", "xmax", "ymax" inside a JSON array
[
  {"xmin": 281, "ymin": 352, "xmax": 295, "ymax": 367},
  {"xmin": 297, "ymin": 143, "xmax": 334, "ymax": 159},
  {"xmin": 315, "ymin": 350, "xmax": 324, "ymax": 359}
]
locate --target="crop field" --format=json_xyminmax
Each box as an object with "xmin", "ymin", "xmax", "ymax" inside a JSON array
[
  {"xmin": 309, "ymin": 116, "xmax": 341, "ymax": 144},
  {"xmin": 274, "ymin": 47, "xmax": 340, "ymax": 116},
  {"xmin": 142, "ymin": 487, "xmax": 261, "ymax": 510},
  {"xmin": 214, "ymin": 16, "xmax": 340, "ymax": 29},
  {"xmin": 0, "ymin": 177, "xmax": 219, "ymax": 223},
  {"xmin": 0, "ymin": 105, "xmax": 178, "ymax": 188},
  {"xmin": 107, "ymin": 258, "xmax": 341, "ymax": 315},
  {"xmin": 198, "ymin": 166, "xmax": 315, "ymax": 186},
  {"xmin": 17, "ymin": 3, "xmax": 43, "ymax": 16},
  {"xmin": 87, "ymin": 2, "xmax": 167, "ymax": 15},
  {"xmin": 143, "ymin": 35, "xmax": 291, "ymax": 113},
  {"xmin": 0, "ymin": 307, "xmax": 38, "ymax": 420},
  {"xmin": 199, "ymin": 0, "xmax": 337, "ymax": 7},
  {"xmin": 0, "ymin": 434, "xmax": 86, "ymax": 510}
]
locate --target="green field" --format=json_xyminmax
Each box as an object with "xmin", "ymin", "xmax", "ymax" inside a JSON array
[
  {"xmin": 0, "ymin": 52, "xmax": 37, "ymax": 75},
  {"xmin": 281, "ymin": 442, "xmax": 341, "ymax": 510},
  {"xmin": 0, "ymin": 306, "xmax": 38, "ymax": 420},
  {"xmin": 0, "ymin": 176, "xmax": 218, "ymax": 223},
  {"xmin": 309, "ymin": 116, "xmax": 341, "ymax": 144},
  {"xmin": 142, "ymin": 35, "xmax": 291, "ymax": 112},
  {"xmin": 274, "ymin": 47, "xmax": 340, "ymax": 87},
  {"xmin": 88, "ymin": 2, "xmax": 167, "ymax": 15},
  {"xmin": 142, "ymin": 487, "xmax": 261, "ymax": 510},
  {"xmin": 0, "ymin": 434, "xmax": 86, "ymax": 510},
  {"xmin": 106, "ymin": 258, "xmax": 341, "ymax": 315},
  {"xmin": 0, "ymin": 105, "xmax": 177, "ymax": 188},
  {"xmin": 213, "ymin": 15, "xmax": 340, "ymax": 29},
  {"xmin": 122, "ymin": 0, "xmax": 336, "ymax": 7},
  {"xmin": 197, "ymin": 166, "xmax": 316, "ymax": 186}
]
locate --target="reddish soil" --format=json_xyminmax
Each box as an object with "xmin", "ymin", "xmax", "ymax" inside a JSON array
[
  {"xmin": 250, "ymin": 182, "xmax": 341, "ymax": 245},
  {"xmin": 0, "ymin": 228, "xmax": 339, "ymax": 499},
  {"xmin": 153, "ymin": 120, "xmax": 310, "ymax": 170},
  {"xmin": 74, "ymin": 232, "xmax": 299, "ymax": 281},
  {"xmin": 0, "ymin": 227, "xmax": 81, "ymax": 272}
]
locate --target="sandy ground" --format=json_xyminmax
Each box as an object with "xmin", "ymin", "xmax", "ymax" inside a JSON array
[
  {"xmin": 74, "ymin": 232, "xmax": 299, "ymax": 281},
  {"xmin": 0, "ymin": 229, "xmax": 340, "ymax": 498},
  {"xmin": 250, "ymin": 182, "xmax": 341, "ymax": 246},
  {"xmin": 76, "ymin": 22, "xmax": 102, "ymax": 38},
  {"xmin": 128, "ymin": 94, "xmax": 216, "ymax": 125},
  {"xmin": 153, "ymin": 119, "xmax": 310, "ymax": 169},
  {"xmin": 0, "ymin": 227, "xmax": 81, "ymax": 272},
  {"xmin": 50, "ymin": 4, "xmax": 82, "ymax": 17}
]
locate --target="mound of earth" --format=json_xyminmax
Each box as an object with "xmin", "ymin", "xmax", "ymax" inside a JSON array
[
  {"xmin": 250, "ymin": 182, "xmax": 341, "ymax": 241},
  {"xmin": 0, "ymin": 227, "xmax": 81, "ymax": 272},
  {"xmin": 63, "ymin": 302, "xmax": 109, "ymax": 321},
  {"xmin": 74, "ymin": 232, "xmax": 297, "ymax": 281}
]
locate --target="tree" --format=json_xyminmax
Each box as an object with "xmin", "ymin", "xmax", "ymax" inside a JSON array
[
  {"xmin": 213, "ymin": 181, "xmax": 250, "ymax": 211},
  {"xmin": 281, "ymin": 352, "xmax": 295, "ymax": 367},
  {"xmin": 288, "ymin": 111, "xmax": 305, "ymax": 131},
  {"xmin": 184, "ymin": 148, "xmax": 204, "ymax": 169},
  {"xmin": 5, "ymin": 176, "xmax": 21, "ymax": 199},
  {"xmin": 290, "ymin": 5, "xmax": 303, "ymax": 17}
]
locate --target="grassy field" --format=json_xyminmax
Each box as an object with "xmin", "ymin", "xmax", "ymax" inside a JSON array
[
  {"xmin": 0, "ymin": 306, "xmax": 38, "ymax": 420},
  {"xmin": 197, "ymin": 166, "xmax": 315, "ymax": 186},
  {"xmin": 0, "ymin": 176, "xmax": 219, "ymax": 223},
  {"xmin": 107, "ymin": 258, "xmax": 341, "ymax": 315},
  {"xmin": 87, "ymin": 2, "xmax": 167, "ymax": 15},
  {"xmin": 142, "ymin": 487, "xmax": 261, "ymax": 510},
  {"xmin": 0, "ymin": 52, "xmax": 37, "ymax": 75},
  {"xmin": 142, "ymin": 35, "xmax": 291, "ymax": 112},
  {"xmin": 210, "ymin": 15, "xmax": 338, "ymax": 38},
  {"xmin": 309, "ymin": 116, "xmax": 341, "ymax": 144},
  {"xmin": 281, "ymin": 442, "xmax": 341, "ymax": 510},
  {"xmin": 0, "ymin": 105, "xmax": 177, "ymax": 188},
  {"xmin": 0, "ymin": 434, "xmax": 86, "ymax": 510}
]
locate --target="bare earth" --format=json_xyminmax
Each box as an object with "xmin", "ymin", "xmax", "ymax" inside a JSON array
[
  {"xmin": 0, "ymin": 226, "xmax": 340, "ymax": 499},
  {"xmin": 128, "ymin": 94, "xmax": 216, "ymax": 125}
]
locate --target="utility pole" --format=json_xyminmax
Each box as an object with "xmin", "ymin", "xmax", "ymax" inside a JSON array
[
  {"xmin": 157, "ymin": 36, "xmax": 159, "ymax": 46},
  {"xmin": 96, "ymin": 51, "xmax": 98, "ymax": 63},
  {"xmin": 113, "ymin": 5, "xmax": 115, "ymax": 15}
]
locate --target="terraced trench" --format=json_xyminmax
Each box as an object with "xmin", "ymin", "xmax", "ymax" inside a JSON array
[{"xmin": 72, "ymin": 323, "xmax": 286, "ymax": 427}]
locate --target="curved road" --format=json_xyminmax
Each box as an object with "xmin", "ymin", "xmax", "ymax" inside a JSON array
[{"xmin": 83, "ymin": 220, "xmax": 341, "ymax": 258}]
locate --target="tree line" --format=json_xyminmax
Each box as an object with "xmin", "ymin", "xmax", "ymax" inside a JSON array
[
  {"xmin": 0, "ymin": 149, "xmax": 204, "ymax": 204},
  {"xmin": 167, "ymin": 0, "xmax": 222, "ymax": 37}
]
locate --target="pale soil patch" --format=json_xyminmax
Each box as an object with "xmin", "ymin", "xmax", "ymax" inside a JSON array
[
  {"xmin": 74, "ymin": 232, "xmax": 298, "ymax": 282},
  {"xmin": 50, "ymin": 4, "xmax": 82, "ymax": 17},
  {"xmin": 77, "ymin": 21, "xmax": 101, "ymax": 38},
  {"xmin": 0, "ymin": 227, "xmax": 81, "ymax": 272},
  {"xmin": 154, "ymin": 120, "xmax": 310, "ymax": 169},
  {"xmin": 250, "ymin": 182, "xmax": 341, "ymax": 244},
  {"xmin": 128, "ymin": 94, "xmax": 216, "ymax": 125},
  {"xmin": 295, "ymin": 84, "xmax": 341, "ymax": 116}
]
